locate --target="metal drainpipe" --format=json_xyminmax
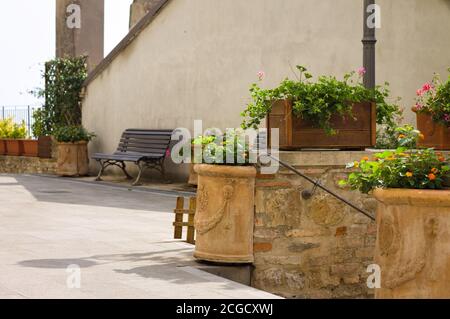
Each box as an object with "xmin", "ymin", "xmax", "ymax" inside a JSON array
[{"xmin": 363, "ymin": 0, "xmax": 377, "ymax": 89}]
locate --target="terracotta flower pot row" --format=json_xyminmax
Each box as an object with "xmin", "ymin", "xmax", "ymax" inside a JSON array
[
  {"xmin": 0, "ymin": 136, "xmax": 53, "ymax": 158},
  {"xmin": 0, "ymin": 139, "xmax": 37, "ymax": 157}
]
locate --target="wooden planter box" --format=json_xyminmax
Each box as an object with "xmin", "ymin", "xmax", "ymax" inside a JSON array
[
  {"xmin": 0, "ymin": 140, "xmax": 6, "ymax": 155},
  {"xmin": 267, "ymin": 100, "xmax": 376, "ymax": 150},
  {"xmin": 416, "ymin": 112, "xmax": 450, "ymax": 150},
  {"xmin": 5, "ymin": 140, "xmax": 23, "ymax": 156},
  {"xmin": 38, "ymin": 136, "xmax": 53, "ymax": 158},
  {"xmin": 22, "ymin": 140, "xmax": 39, "ymax": 157}
]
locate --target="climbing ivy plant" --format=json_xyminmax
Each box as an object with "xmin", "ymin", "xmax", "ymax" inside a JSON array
[{"xmin": 32, "ymin": 56, "xmax": 88, "ymax": 136}]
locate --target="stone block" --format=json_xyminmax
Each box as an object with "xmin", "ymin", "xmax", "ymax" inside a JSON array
[
  {"xmin": 253, "ymin": 243, "xmax": 273, "ymax": 253},
  {"xmin": 288, "ymin": 242, "xmax": 320, "ymax": 253},
  {"xmin": 330, "ymin": 263, "xmax": 361, "ymax": 276}
]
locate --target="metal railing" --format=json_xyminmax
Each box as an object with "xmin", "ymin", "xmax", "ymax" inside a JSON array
[
  {"xmin": 0, "ymin": 105, "xmax": 42, "ymax": 137},
  {"xmin": 261, "ymin": 154, "xmax": 376, "ymax": 221}
]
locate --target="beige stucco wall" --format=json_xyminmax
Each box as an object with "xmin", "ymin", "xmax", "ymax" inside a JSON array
[{"xmin": 82, "ymin": 0, "xmax": 450, "ymax": 178}]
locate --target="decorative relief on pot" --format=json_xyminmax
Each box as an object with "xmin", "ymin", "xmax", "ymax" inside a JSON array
[
  {"xmin": 307, "ymin": 194, "xmax": 346, "ymax": 226},
  {"xmin": 424, "ymin": 215, "xmax": 440, "ymax": 282},
  {"xmin": 378, "ymin": 210, "xmax": 426, "ymax": 289},
  {"xmin": 194, "ymin": 183, "xmax": 235, "ymax": 235},
  {"xmin": 378, "ymin": 213, "xmax": 401, "ymax": 257}
]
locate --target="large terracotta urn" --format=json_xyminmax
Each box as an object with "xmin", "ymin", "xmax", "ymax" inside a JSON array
[
  {"xmin": 194, "ymin": 164, "xmax": 257, "ymax": 263},
  {"xmin": 373, "ymin": 188, "xmax": 450, "ymax": 299},
  {"xmin": 56, "ymin": 141, "xmax": 89, "ymax": 176}
]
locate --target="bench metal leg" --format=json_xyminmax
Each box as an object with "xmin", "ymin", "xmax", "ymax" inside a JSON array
[
  {"xmin": 132, "ymin": 162, "xmax": 145, "ymax": 186},
  {"xmin": 120, "ymin": 162, "xmax": 133, "ymax": 180},
  {"xmin": 95, "ymin": 160, "xmax": 107, "ymax": 181}
]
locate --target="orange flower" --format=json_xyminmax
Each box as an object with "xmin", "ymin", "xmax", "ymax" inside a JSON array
[
  {"xmin": 428, "ymin": 173, "xmax": 437, "ymax": 181},
  {"xmin": 438, "ymin": 156, "xmax": 446, "ymax": 162},
  {"xmin": 431, "ymin": 168, "xmax": 438, "ymax": 174},
  {"xmin": 361, "ymin": 156, "xmax": 369, "ymax": 161},
  {"xmin": 406, "ymin": 172, "xmax": 413, "ymax": 178},
  {"xmin": 398, "ymin": 134, "xmax": 406, "ymax": 139}
]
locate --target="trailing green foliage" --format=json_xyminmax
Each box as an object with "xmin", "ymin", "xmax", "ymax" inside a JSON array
[
  {"xmin": 53, "ymin": 126, "xmax": 95, "ymax": 143},
  {"xmin": 241, "ymin": 66, "xmax": 402, "ymax": 135},
  {"xmin": 0, "ymin": 118, "xmax": 27, "ymax": 139}
]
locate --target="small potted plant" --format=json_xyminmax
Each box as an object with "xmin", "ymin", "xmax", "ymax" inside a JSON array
[
  {"xmin": 53, "ymin": 125, "xmax": 95, "ymax": 176},
  {"xmin": 413, "ymin": 68, "xmax": 450, "ymax": 150},
  {"xmin": 241, "ymin": 66, "xmax": 401, "ymax": 150},
  {"xmin": 192, "ymin": 130, "xmax": 256, "ymax": 264},
  {"xmin": 340, "ymin": 145, "xmax": 450, "ymax": 298}
]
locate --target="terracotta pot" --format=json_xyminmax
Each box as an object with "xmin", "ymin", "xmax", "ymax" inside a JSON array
[
  {"xmin": 187, "ymin": 163, "xmax": 198, "ymax": 186},
  {"xmin": 38, "ymin": 136, "xmax": 53, "ymax": 158},
  {"xmin": 0, "ymin": 140, "xmax": 6, "ymax": 155},
  {"xmin": 5, "ymin": 139, "xmax": 23, "ymax": 156},
  {"xmin": 267, "ymin": 100, "xmax": 376, "ymax": 150},
  {"xmin": 56, "ymin": 141, "xmax": 89, "ymax": 176},
  {"xmin": 194, "ymin": 164, "xmax": 257, "ymax": 263},
  {"xmin": 373, "ymin": 188, "xmax": 450, "ymax": 299},
  {"xmin": 22, "ymin": 140, "xmax": 39, "ymax": 157},
  {"xmin": 416, "ymin": 112, "xmax": 450, "ymax": 150}
]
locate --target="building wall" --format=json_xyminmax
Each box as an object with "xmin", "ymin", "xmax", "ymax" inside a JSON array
[{"xmin": 82, "ymin": 0, "xmax": 450, "ymax": 177}]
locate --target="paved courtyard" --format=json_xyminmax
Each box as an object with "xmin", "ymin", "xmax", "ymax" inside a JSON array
[{"xmin": 0, "ymin": 174, "xmax": 276, "ymax": 299}]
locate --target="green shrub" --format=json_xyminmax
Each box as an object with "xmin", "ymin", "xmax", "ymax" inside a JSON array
[{"xmin": 53, "ymin": 126, "xmax": 95, "ymax": 143}]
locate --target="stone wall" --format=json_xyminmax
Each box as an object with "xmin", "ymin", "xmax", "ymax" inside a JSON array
[
  {"xmin": 252, "ymin": 151, "xmax": 377, "ymax": 299},
  {"xmin": 0, "ymin": 156, "xmax": 57, "ymax": 175}
]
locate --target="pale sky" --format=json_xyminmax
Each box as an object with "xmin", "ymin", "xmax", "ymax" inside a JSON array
[{"xmin": 0, "ymin": 0, "xmax": 133, "ymax": 107}]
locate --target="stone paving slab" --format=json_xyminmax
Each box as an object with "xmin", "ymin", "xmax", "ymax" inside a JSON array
[{"xmin": 0, "ymin": 174, "xmax": 279, "ymax": 299}]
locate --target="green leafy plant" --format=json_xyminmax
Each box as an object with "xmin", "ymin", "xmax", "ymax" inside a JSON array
[
  {"xmin": 31, "ymin": 56, "xmax": 88, "ymax": 136},
  {"xmin": 340, "ymin": 148, "xmax": 450, "ymax": 194},
  {"xmin": 0, "ymin": 118, "xmax": 27, "ymax": 139},
  {"xmin": 192, "ymin": 130, "xmax": 251, "ymax": 166},
  {"xmin": 413, "ymin": 68, "xmax": 450, "ymax": 127},
  {"xmin": 53, "ymin": 126, "xmax": 95, "ymax": 143},
  {"xmin": 241, "ymin": 66, "xmax": 402, "ymax": 135}
]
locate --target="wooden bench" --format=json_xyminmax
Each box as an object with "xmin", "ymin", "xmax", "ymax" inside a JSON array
[{"xmin": 92, "ymin": 129, "xmax": 174, "ymax": 186}]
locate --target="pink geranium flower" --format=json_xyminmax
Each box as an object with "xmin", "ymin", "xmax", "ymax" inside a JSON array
[
  {"xmin": 414, "ymin": 103, "xmax": 423, "ymax": 111},
  {"xmin": 357, "ymin": 67, "xmax": 366, "ymax": 77},
  {"xmin": 422, "ymin": 82, "xmax": 433, "ymax": 92},
  {"xmin": 257, "ymin": 71, "xmax": 265, "ymax": 81},
  {"xmin": 416, "ymin": 89, "xmax": 424, "ymax": 96},
  {"xmin": 444, "ymin": 114, "xmax": 450, "ymax": 122}
]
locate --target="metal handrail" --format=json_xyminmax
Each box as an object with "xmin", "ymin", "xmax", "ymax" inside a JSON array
[{"xmin": 261, "ymin": 154, "xmax": 376, "ymax": 221}]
